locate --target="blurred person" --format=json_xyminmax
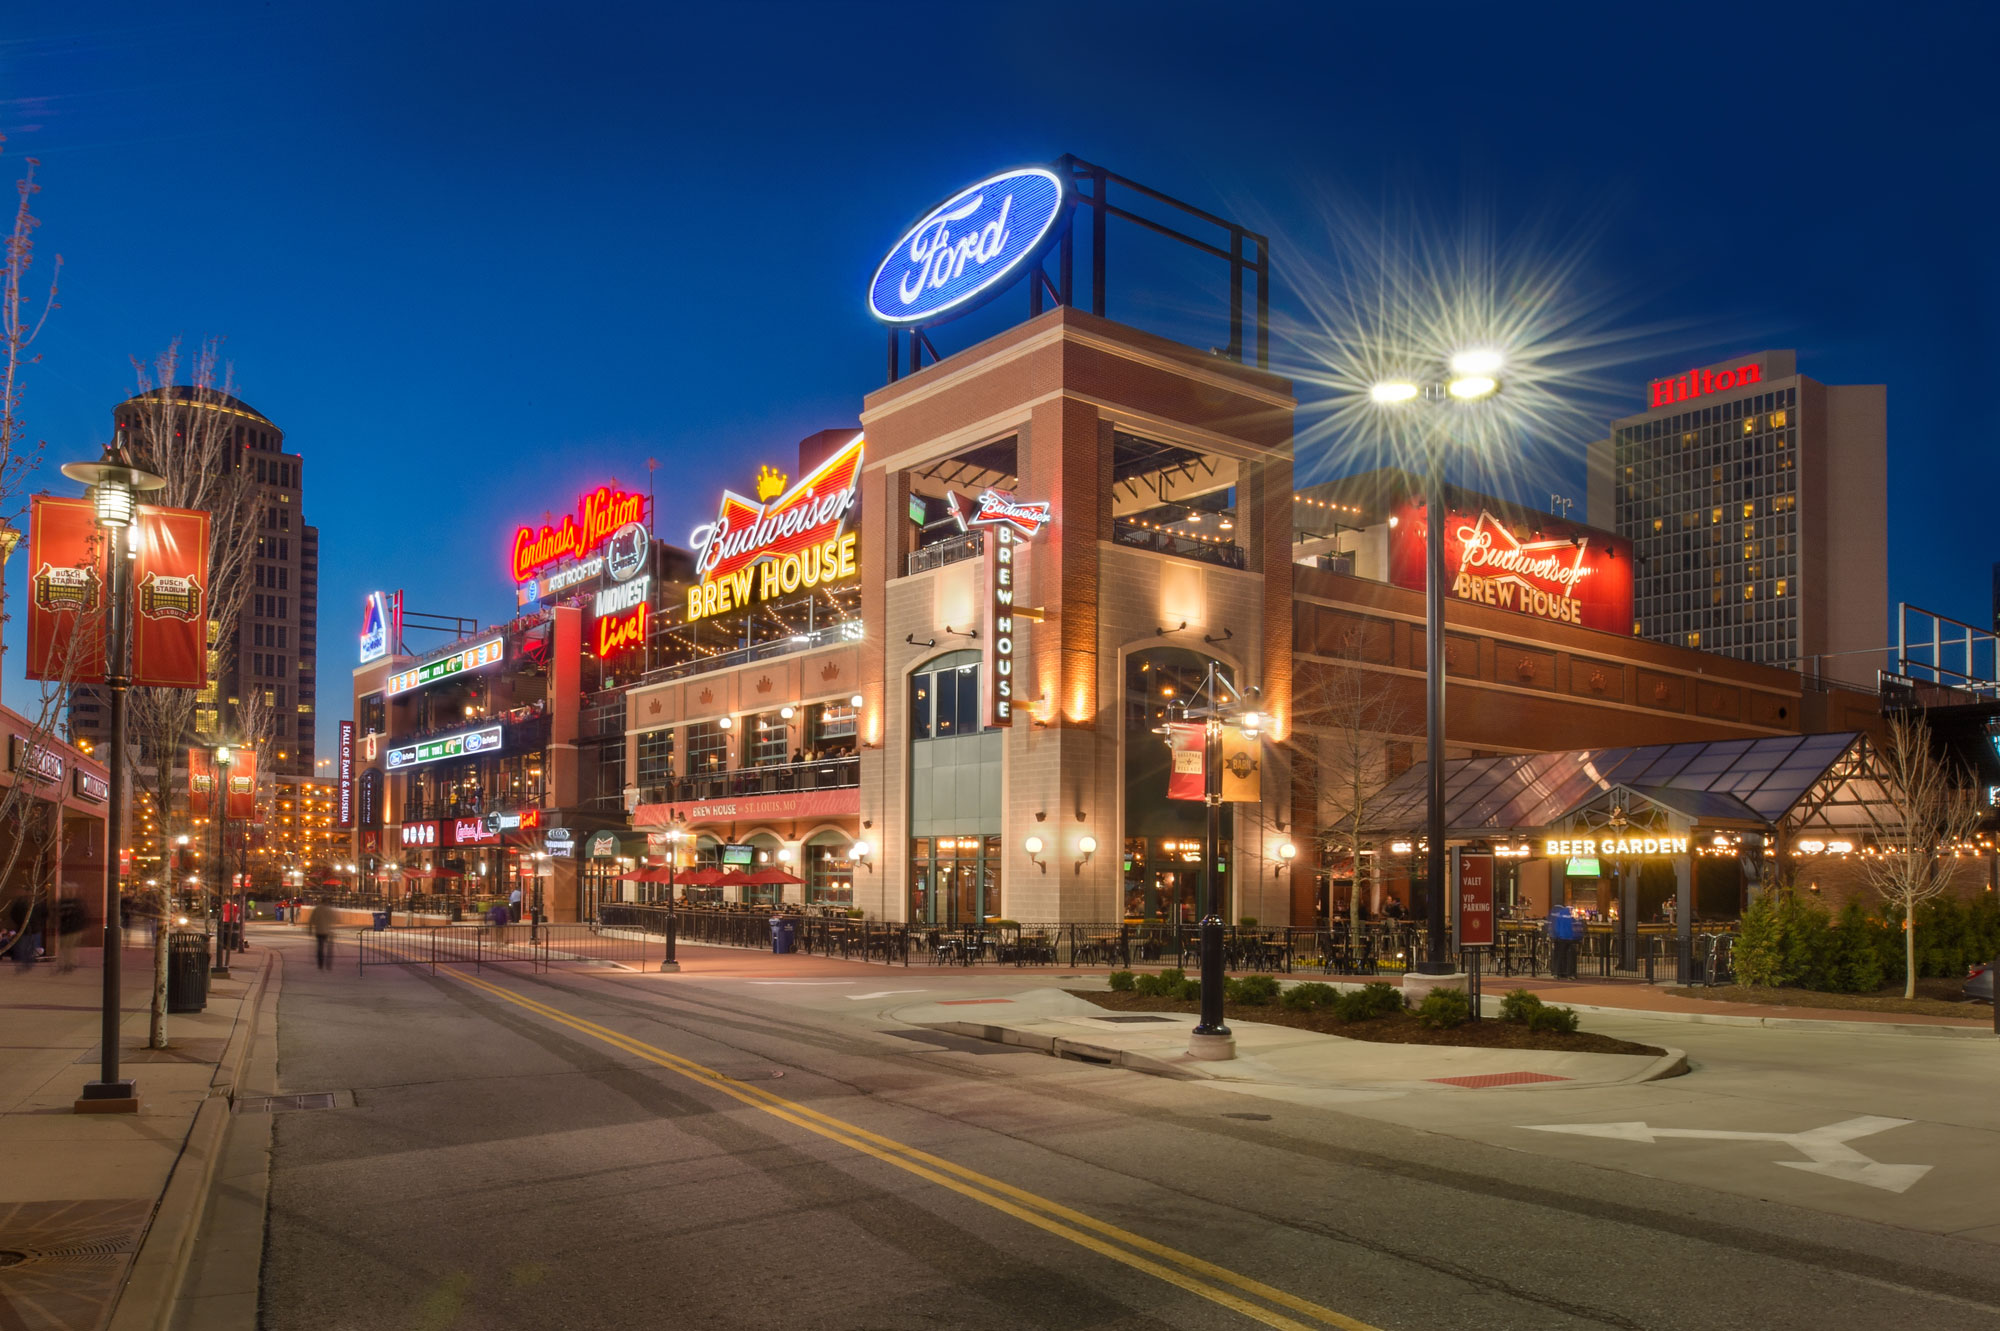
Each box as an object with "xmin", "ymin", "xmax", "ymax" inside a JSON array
[
  {"xmin": 55, "ymin": 889, "xmax": 85, "ymax": 972},
  {"xmin": 309, "ymin": 901, "xmax": 338, "ymax": 970}
]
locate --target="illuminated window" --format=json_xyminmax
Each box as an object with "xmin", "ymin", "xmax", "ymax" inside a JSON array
[
  {"xmin": 1687, "ymin": 632, "xmax": 1700, "ymax": 647},
  {"xmin": 1743, "ymin": 586, "xmax": 1755, "ymax": 601},
  {"xmin": 1741, "ymin": 503, "xmax": 1755, "ymax": 519},
  {"xmin": 1775, "ymin": 579, "xmax": 1788, "ymax": 596},
  {"xmin": 1652, "ymin": 519, "xmax": 1664, "ymax": 533},
  {"xmin": 1771, "ymin": 409, "xmax": 1787, "ymax": 427}
]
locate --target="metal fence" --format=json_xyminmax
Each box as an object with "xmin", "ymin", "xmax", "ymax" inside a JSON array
[
  {"xmin": 596, "ymin": 906, "xmax": 1738, "ymax": 984},
  {"xmin": 355, "ymin": 922, "xmax": 660, "ymax": 975}
]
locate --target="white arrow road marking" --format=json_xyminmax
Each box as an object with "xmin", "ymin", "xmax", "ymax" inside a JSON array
[
  {"xmin": 847, "ymin": 990, "xmax": 928, "ymax": 1000},
  {"xmin": 1523, "ymin": 1115, "xmax": 1931, "ymax": 1194}
]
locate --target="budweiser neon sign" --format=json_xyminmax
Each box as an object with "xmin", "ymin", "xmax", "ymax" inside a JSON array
[
  {"xmin": 686, "ymin": 434, "xmax": 864, "ymax": 623},
  {"xmin": 949, "ymin": 488, "xmax": 1051, "ymax": 538},
  {"xmin": 1455, "ymin": 513, "xmax": 1593, "ymax": 591},
  {"xmin": 1388, "ymin": 502, "xmax": 1632, "ymax": 634},
  {"xmin": 1647, "ymin": 360, "xmax": 1763, "ymax": 409},
  {"xmin": 510, "ymin": 486, "xmax": 647, "ymax": 583}
]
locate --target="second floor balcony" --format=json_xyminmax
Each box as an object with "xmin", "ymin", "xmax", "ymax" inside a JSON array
[{"xmin": 635, "ymin": 753, "xmax": 859, "ymax": 807}]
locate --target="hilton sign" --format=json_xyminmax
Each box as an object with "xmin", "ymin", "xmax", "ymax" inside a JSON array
[{"xmin": 1648, "ymin": 359, "xmax": 1764, "ymax": 409}]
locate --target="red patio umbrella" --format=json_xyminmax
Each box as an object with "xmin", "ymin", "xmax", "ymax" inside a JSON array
[
  {"xmin": 678, "ymin": 867, "xmax": 725, "ymax": 886},
  {"xmin": 739, "ymin": 867, "xmax": 804, "ymax": 886}
]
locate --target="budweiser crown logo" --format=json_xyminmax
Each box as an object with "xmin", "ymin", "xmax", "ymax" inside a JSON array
[
  {"xmin": 820, "ymin": 660, "xmax": 840, "ymax": 681},
  {"xmin": 31, "ymin": 562, "xmax": 101, "ymax": 616},
  {"xmin": 755, "ymin": 465, "xmax": 787, "ymax": 502},
  {"xmin": 755, "ymin": 675, "xmax": 772, "ymax": 693},
  {"xmin": 138, "ymin": 571, "xmax": 203, "ymax": 622}
]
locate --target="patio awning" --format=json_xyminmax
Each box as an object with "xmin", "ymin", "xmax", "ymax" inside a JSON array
[{"xmin": 1361, "ymin": 732, "xmax": 1905, "ymax": 838}]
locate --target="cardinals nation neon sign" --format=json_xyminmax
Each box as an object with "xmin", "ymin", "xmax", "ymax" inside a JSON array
[
  {"xmin": 510, "ymin": 486, "xmax": 648, "ymax": 583},
  {"xmin": 686, "ymin": 435, "xmax": 864, "ymax": 622}
]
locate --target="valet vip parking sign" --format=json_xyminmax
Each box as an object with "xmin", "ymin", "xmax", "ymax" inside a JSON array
[{"xmin": 869, "ymin": 168, "xmax": 1069, "ymax": 326}]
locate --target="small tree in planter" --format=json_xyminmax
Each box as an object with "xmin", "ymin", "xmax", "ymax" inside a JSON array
[{"xmin": 1857, "ymin": 714, "xmax": 1983, "ymax": 1000}]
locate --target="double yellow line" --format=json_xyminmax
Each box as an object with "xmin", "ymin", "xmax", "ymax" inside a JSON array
[{"xmin": 448, "ymin": 971, "xmax": 1383, "ymax": 1331}]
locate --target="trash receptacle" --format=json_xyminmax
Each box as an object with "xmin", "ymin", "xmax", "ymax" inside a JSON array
[
  {"xmin": 770, "ymin": 915, "xmax": 796, "ymax": 954},
  {"xmin": 371, "ymin": 911, "xmax": 390, "ymax": 931},
  {"xmin": 450, "ymin": 899, "xmax": 464, "ymax": 923},
  {"xmin": 168, "ymin": 931, "xmax": 209, "ymax": 1013},
  {"xmin": 222, "ymin": 920, "xmax": 245, "ymax": 951}
]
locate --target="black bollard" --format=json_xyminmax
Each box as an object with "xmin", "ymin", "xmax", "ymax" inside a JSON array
[{"xmin": 1193, "ymin": 915, "xmax": 1229, "ymax": 1038}]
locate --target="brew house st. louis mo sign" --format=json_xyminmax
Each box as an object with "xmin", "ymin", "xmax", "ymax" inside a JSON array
[{"xmin": 868, "ymin": 168, "xmax": 1068, "ymax": 326}]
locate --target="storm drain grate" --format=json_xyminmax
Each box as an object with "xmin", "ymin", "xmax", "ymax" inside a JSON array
[
  {"xmin": 1091, "ymin": 1014, "xmax": 1178, "ymax": 1024},
  {"xmin": 234, "ymin": 1092, "xmax": 338, "ymax": 1113},
  {"xmin": 1428, "ymin": 1071, "xmax": 1571, "ymax": 1089}
]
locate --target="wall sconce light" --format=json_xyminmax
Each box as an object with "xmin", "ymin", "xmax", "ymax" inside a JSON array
[
  {"xmin": 850, "ymin": 694, "xmax": 864, "ymax": 710},
  {"xmin": 1075, "ymin": 835, "xmax": 1096, "ymax": 876},
  {"xmin": 780, "ymin": 705, "xmax": 794, "ymax": 719},
  {"xmin": 851, "ymin": 840, "xmax": 873, "ymax": 872},
  {"xmin": 717, "ymin": 716, "xmax": 733, "ymax": 730},
  {"xmin": 777, "ymin": 847, "xmax": 793, "ymax": 864},
  {"xmin": 1025, "ymin": 836, "xmax": 1045, "ymax": 873},
  {"xmin": 1274, "ymin": 842, "xmax": 1297, "ymax": 877}
]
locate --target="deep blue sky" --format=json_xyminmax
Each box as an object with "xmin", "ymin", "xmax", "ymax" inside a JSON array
[{"xmin": 5, "ymin": 2, "xmax": 1996, "ymax": 762}]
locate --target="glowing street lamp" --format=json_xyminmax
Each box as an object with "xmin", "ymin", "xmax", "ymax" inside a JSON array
[
  {"xmin": 60, "ymin": 432, "xmax": 165, "ymax": 1113},
  {"xmin": 1370, "ymin": 354, "xmax": 1503, "ymax": 976}
]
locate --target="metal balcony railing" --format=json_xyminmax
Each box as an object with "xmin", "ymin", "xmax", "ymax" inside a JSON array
[
  {"xmin": 1112, "ymin": 520, "xmax": 1245, "ymax": 569},
  {"xmin": 907, "ymin": 531, "xmax": 983, "ymax": 575}
]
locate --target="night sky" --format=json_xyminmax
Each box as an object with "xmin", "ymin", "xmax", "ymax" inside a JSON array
[{"xmin": 5, "ymin": 2, "xmax": 1996, "ymax": 763}]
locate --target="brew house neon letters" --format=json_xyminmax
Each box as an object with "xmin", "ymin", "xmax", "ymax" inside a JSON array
[{"xmin": 687, "ymin": 436, "xmax": 864, "ymax": 623}]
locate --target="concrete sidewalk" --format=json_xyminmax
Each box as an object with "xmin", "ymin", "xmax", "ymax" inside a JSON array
[
  {"xmin": 893, "ymin": 988, "xmax": 1687, "ymax": 1100},
  {"xmin": 0, "ymin": 941, "xmax": 274, "ymax": 1331}
]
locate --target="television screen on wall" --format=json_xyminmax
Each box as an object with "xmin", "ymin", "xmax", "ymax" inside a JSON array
[{"xmin": 721, "ymin": 843, "xmax": 755, "ymax": 867}]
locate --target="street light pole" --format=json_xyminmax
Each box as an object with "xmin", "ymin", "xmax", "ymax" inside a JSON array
[
  {"xmin": 64, "ymin": 434, "xmax": 165, "ymax": 1113},
  {"xmin": 1371, "ymin": 355, "xmax": 1502, "ymax": 978},
  {"xmin": 660, "ymin": 820, "xmax": 681, "ymax": 972},
  {"xmin": 212, "ymin": 746, "xmax": 232, "ymax": 977}
]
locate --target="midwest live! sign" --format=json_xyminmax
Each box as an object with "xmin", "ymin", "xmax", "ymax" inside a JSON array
[{"xmin": 27, "ymin": 495, "xmax": 211, "ymax": 689}]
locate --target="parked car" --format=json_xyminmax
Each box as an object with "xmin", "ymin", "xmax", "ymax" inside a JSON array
[{"xmin": 1967, "ymin": 957, "xmax": 1996, "ymax": 1004}]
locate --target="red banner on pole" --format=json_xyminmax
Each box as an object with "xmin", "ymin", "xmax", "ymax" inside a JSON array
[
  {"xmin": 1457, "ymin": 852, "xmax": 1496, "ymax": 948},
  {"xmin": 131, "ymin": 504, "xmax": 210, "ymax": 690},
  {"xmin": 1166, "ymin": 722, "xmax": 1206, "ymax": 801},
  {"xmin": 226, "ymin": 749, "xmax": 257, "ymax": 822},
  {"xmin": 24, "ymin": 495, "xmax": 107, "ymax": 683},
  {"xmin": 188, "ymin": 747, "xmax": 215, "ymax": 818}
]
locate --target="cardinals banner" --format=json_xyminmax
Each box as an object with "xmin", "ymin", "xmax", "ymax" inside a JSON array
[
  {"xmin": 188, "ymin": 747, "xmax": 216, "ymax": 818},
  {"xmin": 25, "ymin": 495, "xmax": 108, "ymax": 682},
  {"xmin": 1166, "ymin": 722, "xmax": 1207, "ymax": 801},
  {"xmin": 27, "ymin": 496, "xmax": 211, "ymax": 689},
  {"xmin": 132, "ymin": 504, "xmax": 211, "ymax": 689},
  {"xmin": 226, "ymin": 749, "xmax": 258, "ymax": 821}
]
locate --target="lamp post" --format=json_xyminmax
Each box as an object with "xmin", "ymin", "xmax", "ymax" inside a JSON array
[
  {"xmin": 212, "ymin": 744, "xmax": 233, "ymax": 976},
  {"xmin": 661, "ymin": 821, "xmax": 682, "ymax": 972},
  {"xmin": 61, "ymin": 435, "xmax": 165, "ymax": 1112},
  {"xmin": 1164, "ymin": 663, "xmax": 1261, "ymax": 1060},
  {"xmin": 1370, "ymin": 353, "xmax": 1502, "ymax": 975}
]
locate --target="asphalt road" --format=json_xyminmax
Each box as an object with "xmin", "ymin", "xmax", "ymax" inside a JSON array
[{"xmin": 259, "ymin": 933, "xmax": 2000, "ymax": 1331}]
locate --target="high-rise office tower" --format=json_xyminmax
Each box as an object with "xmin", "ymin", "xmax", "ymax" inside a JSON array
[{"xmin": 1588, "ymin": 351, "xmax": 1885, "ymax": 685}]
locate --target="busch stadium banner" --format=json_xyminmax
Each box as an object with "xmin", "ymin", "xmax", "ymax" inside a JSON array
[
  {"xmin": 131, "ymin": 504, "xmax": 211, "ymax": 689},
  {"xmin": 25, "ymin": 496, "xmax": 108, "ymax": 682}
]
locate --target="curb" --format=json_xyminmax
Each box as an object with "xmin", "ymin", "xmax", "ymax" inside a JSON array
[
  {"xmin": 105, "ymin": 945, "xmax": 277, "ymax": 1331},
  {"xmin": 1547, "ymin": 1000, "xmax": 1994, "ymax": 1040},
  {"xmin": 925, "ymin": 1017, "xmax": 1689, "ymax": 1088}
]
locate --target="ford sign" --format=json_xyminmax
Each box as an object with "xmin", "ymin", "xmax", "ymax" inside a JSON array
[{"xmin": 868, "ymin": 167, "xmax": 1067, "ymax": 327}]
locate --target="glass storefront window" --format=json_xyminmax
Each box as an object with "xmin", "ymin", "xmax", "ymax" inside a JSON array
[
  {"xmin": 686, "ymin": 721, "xmax": 727, "ymax": 776},
  {"xmin": 636, "ymin": 728, "xmax": 673, "ymax": 787},
  {"xmin": 811, "ymin": 701, "xmax": 857, "ymax": 750},
  {"xmin": 910, "ymin": 656, "xmax": 982, "ymax": 740},
  {"xmin": 907, "ymin": 833, "xmax": 999, "ymax": 925},
  {"xmin": 807, "ymin": 837, "xmax": 854, "ymax": 906},
  {"xmin": 747, "ymin": 713, "xmax": 788, "ymax": 767}
]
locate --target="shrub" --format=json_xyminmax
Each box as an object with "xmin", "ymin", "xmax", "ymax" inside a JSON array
[
  {"xmin": 1174, "ymin": 976, "xmax": 1203, "ymax": 1002},
  {"xmin": 1133, "ymin": 968, "xmax": 1182, "ymax": 997},
  {"xmin": 1527, "ymin": 1004, "xmax": 1581, "ymax": 1035},
  {"xmin": 1335, "ymin": 981, "xmax": 1405, "ymax": 1022},
  {"xmin": 1107, "ymin": 970, "xmax": 1137, "ymax": 992},
  {"xmin": 1415, "ymin": 987, "xmax": 1471, "ymax": 1028},
  {"xmin": 1238, "ymin": 916, "xmax": 1258, "ymax": 928},
  {"xmin": 1281, "ymin": 982, "xmax": 1340, "ymax": 1010},
  {"xmin": 1498, "ymin": 989, "xmax": 1545, "ymax": 1024},
  {"xmin": 1226, "ymin": 974, "xmax": 1281, "ymax": 1006}
]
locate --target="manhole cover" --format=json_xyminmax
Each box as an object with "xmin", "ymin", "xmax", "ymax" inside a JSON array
[
  {"xmin": 234, "ymin": 1092, "xmax": 339, "ymax": 1113},
  {"xmin": 1092, "ymin": 1014, "xmax": 1177, "ymax": 1024}
]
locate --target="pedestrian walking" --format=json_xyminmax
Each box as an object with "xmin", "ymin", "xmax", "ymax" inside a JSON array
[
  {"xmin": 6, "ymin": 893, "xmax": 45, "ymax": 972},
  {"xmin": 508, "ymin": 886, "xmax": 523, "ymax": 923},
  {"xmin": 309, "ymin": 901, "xmax": 338, "ymax": 970},
  {"xmin": 55, "ymin": 891, "xmax": 85, "ymax": 973}
]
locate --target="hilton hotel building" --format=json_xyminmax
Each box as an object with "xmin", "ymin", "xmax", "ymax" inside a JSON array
[{"xmin": 1588, "ymin": 351, "xmax": 1886, "ymax": 685}]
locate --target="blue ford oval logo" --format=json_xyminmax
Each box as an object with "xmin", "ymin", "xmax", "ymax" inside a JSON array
[{"xmin": 869, "ymin": 167, "xmax": 1068, "ymax": 326}]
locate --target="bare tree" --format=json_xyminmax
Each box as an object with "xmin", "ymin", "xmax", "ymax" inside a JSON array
[
  {"xmin": 1289, "ymin": 631, "xmax": 1409, "ymax": 930},
  {"xmin": 1859, "ymin": 713, "xmax": 1984, "ymax": 999},
  {"xmin": 0, "ymin": 137, "xmax": 59, "ymax": 534},
  {"xmin": 113, "ymin": 340, "xmax": 268, "ymax": 1044}
]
